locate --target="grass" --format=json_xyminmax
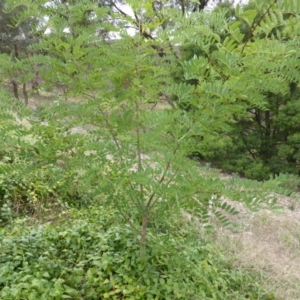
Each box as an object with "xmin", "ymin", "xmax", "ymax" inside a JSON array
[
  {"xmin": 212, "ymin": 198, "xmax": 300, "ymax": 299},
  {"xmin": 183, "ymin": 164, "xmax": 300, "ymax": 299}
]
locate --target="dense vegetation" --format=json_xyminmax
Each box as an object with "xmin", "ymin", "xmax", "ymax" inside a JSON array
[
  {"xmin": 171, "ymin": 1, "xmax": 300, "ymax": 180},
  {"xmin": 0, "ymin": 0, "xmax": 299, "ymax": 299}
]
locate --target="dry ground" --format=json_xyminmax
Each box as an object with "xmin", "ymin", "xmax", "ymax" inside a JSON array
[
  {"xmin": 3, "ymin": 83, "xmax": 173, "ymax": 111},
  {"xmin": 213, "ymin": 192, "xmax": 300, "ymax": 300}
]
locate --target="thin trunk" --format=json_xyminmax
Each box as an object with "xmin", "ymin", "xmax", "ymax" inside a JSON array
[
  {"xmin": 261, "ymin": 110, "xmax": 271, "ymax": 160},
  {"xmin": 136, "ymin": 102, "xmax": 142, "ymax": 171},
  {"xmin": 31, "ymin": 71, "xmax": 39, "ymax": 91},
  {"xmin": 265, "ymin": 111, "xmax": 271, "ymax": 138},
  {"xmin": 14, "ymin": 44, "xmax": 19, "ymax": 59},
  {"xmin": 11, "ymin": 80, "xmax": 20, "ymax": 100},
  {"xmin": 23, "ymin": 83, "xmax": 29, "ymax": 106},
  {"xmin": 140, "ymin": 214, "xmax": 148, "ymax": 259},
  {"xmin": 180, "ymin": 0, "xmax": 185, "ymax": 15}
]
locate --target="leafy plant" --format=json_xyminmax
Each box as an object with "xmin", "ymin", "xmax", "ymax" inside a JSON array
[
  {"xmin": 0, "ymin": 205, "xmax": 276, "ymax": 300},
  {"xmin": 2, "ymin": 0, "xmax": 288, "ymax": 256},
  {"xmin": 170, "ymin": 0, "xmax": 300, "ymax": 180}
]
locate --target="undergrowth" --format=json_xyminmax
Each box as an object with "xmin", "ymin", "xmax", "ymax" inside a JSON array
[
  {"xmin": 0, "ymin": 96, "xmax": 296, "ymax": 299},
  {"xmin": 0, "ymin": 205, "xmax": 276, "ymax": 300}
]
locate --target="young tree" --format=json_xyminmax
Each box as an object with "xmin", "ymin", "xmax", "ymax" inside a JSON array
[{"xmin": 4, "ymin": 0, "xmax": 282, "ymax": 258}]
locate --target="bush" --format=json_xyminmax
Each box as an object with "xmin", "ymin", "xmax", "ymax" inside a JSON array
[{"xmin": 0, "ymin": 100, "xmax": 101, "ymax": 225}]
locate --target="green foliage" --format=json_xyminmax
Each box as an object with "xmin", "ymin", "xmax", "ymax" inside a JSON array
[
  {"xmin": 0, "ymin": 0, "xmax": 37, "ymax": 55},
  {"xmin": 0, "ymin": 206, "xmax": 276, "ymax": 300},
  {"xmin": 1, "ymin": 0, "xmax": 291, "ymax": 240},
  {"xmin": 0, "ymin": 1, "xmax": 299, "ymax": 299},
  {"xmin": 0, "ymin": 94, "xmax": 281, "ymax": 231},
  {"xmin": 0, "ymin": 97, "xmax": 97, "ymax": 225},
  {"xmin": 170, "ymin": 2, "xmax": 300, "ymax": 180}
]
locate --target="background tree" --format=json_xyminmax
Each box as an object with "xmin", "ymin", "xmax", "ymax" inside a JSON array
[
  {"xmin": 0, "ymin": 0, "xmax": 37, "ymax": 54},
  {"xmin": 169, "ymin": 0, "xmax": 300, "ymax": 180},
  {"xmin": 0, "ymin": 0, "xmax": 40, "ymax": 104}
]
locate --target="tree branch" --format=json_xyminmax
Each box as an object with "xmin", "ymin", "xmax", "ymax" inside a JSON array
[{"xmin": 241, "ymin": 0, "xmax": 277, "ymax": 54}]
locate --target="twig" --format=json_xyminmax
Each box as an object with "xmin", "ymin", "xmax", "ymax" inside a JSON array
[{"xmin": 241, "ymin": 0, "xmax": 277, "ymax": 54}]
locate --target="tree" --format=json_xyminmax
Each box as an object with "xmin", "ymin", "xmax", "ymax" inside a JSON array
[
  {"xmin": 4, "ymin": 0, "xmax": 283, "ymax": 259},
  {"xmin": 0, "ymin": 0, "xmax": 40, "ymax": 104},
  {"xmin": 169, "ymin": 0, "xmax": 300, "ymax": 180},
  {"xmin": 2, "ymin": 0, "xmax": 216, "ymax": 102},
  {"xmin": 0, "ymin": 1, "xmax": 36, "ymax": 54}
]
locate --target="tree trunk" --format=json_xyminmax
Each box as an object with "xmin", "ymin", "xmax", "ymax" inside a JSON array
[
  {"xmin": 11, "ymin": 79, "xmax": 20, "ymax": 100},
  {"xmin": 31, "ymin": 71, "xmax": 39, "ymax": 91},
  {"xmin": 23, "ymin": 83, "xmax": 29, "ymax": 106},
  {"xmin": 193, "ymin": 0, "xmax": 210, "ymax": 12},
  {"xmin": 140, "ymin": 214, "xmax": 148, "ymax": 259}
]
